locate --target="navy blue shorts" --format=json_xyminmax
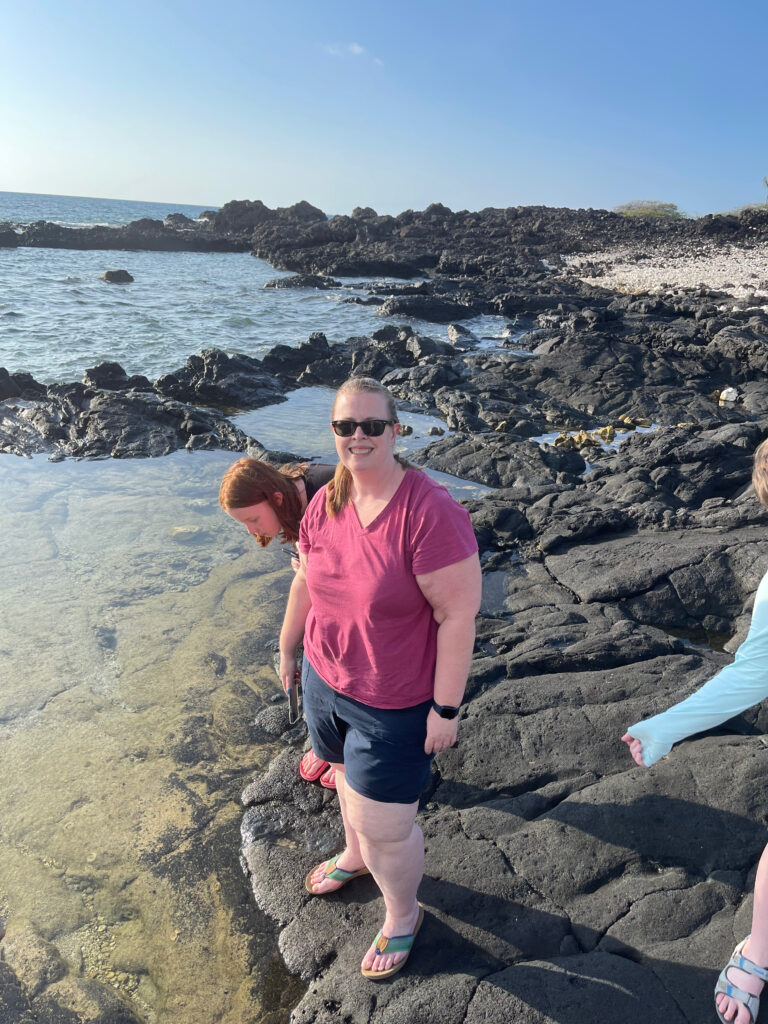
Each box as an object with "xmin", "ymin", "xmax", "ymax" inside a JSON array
[{"xmin": 301, "ymin": 657, "xmax": 433, "ymax": 804}]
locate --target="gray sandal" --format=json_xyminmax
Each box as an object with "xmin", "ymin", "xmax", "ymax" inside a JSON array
[{"xmin": 715, "ymin": 936, "xmax": 768, "ymax": 1024}]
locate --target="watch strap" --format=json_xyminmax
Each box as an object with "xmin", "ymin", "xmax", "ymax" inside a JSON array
[{"xmin": 431, "ymin": 700, "xmax": 460, "ymax": 719}]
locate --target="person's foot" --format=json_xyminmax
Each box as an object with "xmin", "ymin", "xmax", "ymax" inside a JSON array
[
  {"xmin": 305, "ymin": 851, "xmax": 367, "ymax": 894},
  {"xmin": 361, "ymin": 902, "xmax": 422, "ymax": 976},
  {"xmin": 299, "ymin": 749, "xmax": 330, "ymax": 782},
  {"xmin": 716, "ymin": 937, "xmax": 767, "ymax": 1024}
]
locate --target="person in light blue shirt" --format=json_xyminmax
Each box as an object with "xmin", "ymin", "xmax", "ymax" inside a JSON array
[{"xmin": 622, "ymin": 437, "xmax": 768, "ymax": 1024}]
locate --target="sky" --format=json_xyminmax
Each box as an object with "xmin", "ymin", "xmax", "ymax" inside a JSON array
[{"xmin": 1, "ymin": 0, "xmax": 767, "ymax": 216}]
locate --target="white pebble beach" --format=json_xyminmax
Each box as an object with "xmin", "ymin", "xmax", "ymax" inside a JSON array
[{"xmin": 564, "ymin": 240, "xmax": 768, "ymax": 305}]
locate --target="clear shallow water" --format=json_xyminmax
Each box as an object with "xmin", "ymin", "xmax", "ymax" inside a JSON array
[
  {"xmin": 531, "ymin": 424, "xmax": 660, "ymax": 450},
  {"xmin": 0, "ymin": 447, "xmax": 300, "ymax": 1023}
]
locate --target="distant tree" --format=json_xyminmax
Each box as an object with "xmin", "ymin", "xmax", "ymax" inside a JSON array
[
  {"xmin": 613, "ymin": 200, "xmax": 685, "ymax": 220},
  {"xmin": 763, "ymin": 176, "xmax": 768, "ymax": 202}
]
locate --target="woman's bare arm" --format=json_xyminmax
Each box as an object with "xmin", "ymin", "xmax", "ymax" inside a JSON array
[
  {"xmin": 279, "ymin": 551, "xmax": 312, "ymax": 692},
  {"xmin": 416, "ymin": 553, "xmax": 482, "ymax": 754}
]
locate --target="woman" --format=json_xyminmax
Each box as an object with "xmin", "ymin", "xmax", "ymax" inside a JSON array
[
  {"xmin": 279, "ymin": 376, "xmax": 481, "ymax": 979},
  {"xmin": 622, "ymin": 438, "xmax": 768, "ymax": 1024},
  {"xmin": 219, "ymin": 457, "xmax": 338, "ymax": 789}
]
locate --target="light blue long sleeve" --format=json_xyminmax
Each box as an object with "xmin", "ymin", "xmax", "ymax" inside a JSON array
[{"xmin": 627, "ymin": 570, "xmax": 768, "ymax": 767}]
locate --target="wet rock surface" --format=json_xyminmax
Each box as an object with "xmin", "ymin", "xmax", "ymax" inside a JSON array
[{"xmin": 1, "ymin": 217, "xmax": 250, "ymax": 253}]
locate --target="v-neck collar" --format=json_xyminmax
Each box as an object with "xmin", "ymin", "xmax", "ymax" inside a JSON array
[{"xmin": 349, "ymin": 467, "xmax": 409, "ymax": 531}]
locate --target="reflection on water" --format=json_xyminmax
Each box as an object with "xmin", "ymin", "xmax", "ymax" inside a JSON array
[
  {"xmin": 0, "ymin": 448, "xmax": 305, "ymax": 1023},
  {"xmin": 658, "ymin": 625, "xmax": 732, "ymax": 653}
]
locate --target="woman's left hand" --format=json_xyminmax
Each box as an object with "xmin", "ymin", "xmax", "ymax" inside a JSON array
[{"xmin": 424, "ymin": 709, "xmax": 458, "ymax": 754}]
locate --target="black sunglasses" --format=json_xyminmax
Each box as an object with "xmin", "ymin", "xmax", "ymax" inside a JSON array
[{"xmin": 331, "ymin": 419, "xmax": 396, "ymax": 437}]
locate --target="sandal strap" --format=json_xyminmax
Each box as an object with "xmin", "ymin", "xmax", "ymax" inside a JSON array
[
  {"xmin": 373, "ymin": 929, "xmax": 417, "ymax": 955},
  {"xmin": 730, "ymin": 950, "xmax": 768, "ymax": 983},
  {"xmin": 715, "ymin": 975, "xmax": 759, "ymax": 1024},
  {"xmin": 324, "ymin": 855, "xmax": 363, "ymax": 882}
]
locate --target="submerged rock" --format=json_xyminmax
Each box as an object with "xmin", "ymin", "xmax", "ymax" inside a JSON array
[{"xmin": 100, "ymin": 269, "xmax": 134, "ymax": 283}]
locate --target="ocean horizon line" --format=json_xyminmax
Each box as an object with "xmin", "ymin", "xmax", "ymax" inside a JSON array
[{"xmin": 0, "ymin": 188, "xmax": 219, "ymax": 211}]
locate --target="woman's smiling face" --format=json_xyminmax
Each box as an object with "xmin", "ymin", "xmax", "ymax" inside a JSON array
[{"xmin": 332, "ymin": 391, "xmax": 399, "ymax": 474}]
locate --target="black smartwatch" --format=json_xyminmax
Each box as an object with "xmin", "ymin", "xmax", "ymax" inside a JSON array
[{"xmin": 431, "ymin": 700, "xmax": 460, "ymax": 720}]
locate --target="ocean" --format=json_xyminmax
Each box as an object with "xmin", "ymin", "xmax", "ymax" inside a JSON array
[
  {"xmin": 0, "ymin": 191, "xmax": 508, "ymax": 384},
  {"xmin": 0, "ymin": 191, "xmax": 495, "ymax": 1024},
  {"xmin": 0, "ymin": 190, "xmax": 215, "ymax": 228}
]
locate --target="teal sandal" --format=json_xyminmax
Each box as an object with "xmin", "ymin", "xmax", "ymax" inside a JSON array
[
  {"xmin": 304, "ymin": 854, "xmax": 370, "ymax": 894},
  {"xmin": 715, "ymin": 935, "xmax": 768, "ymax": 1024},
  {"xmin": 361, "ymin": 903, "xmax": 424, "ymax": 980}
]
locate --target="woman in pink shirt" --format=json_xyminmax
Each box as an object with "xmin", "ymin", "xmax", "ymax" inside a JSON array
[{"xmin": 279, "ymin": 376, "xmax": 481, "ymax": 979}]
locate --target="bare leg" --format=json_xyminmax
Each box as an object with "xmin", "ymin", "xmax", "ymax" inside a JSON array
[
  {"xmin": 716, "ymin": 841, "xmax": 768, "ymax": 1024},
  {"xmin": 342, "ymin": 784, "xmax": 423, "ymax": 974},
  {"xmin": 306, "ymin": 765, "xmax": 367, "ymax": 894}
]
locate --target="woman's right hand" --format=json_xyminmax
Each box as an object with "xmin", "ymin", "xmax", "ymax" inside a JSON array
[
  {"xmin": 621, "ymin": 732, "xmax": 647, "ymax": 767},
  {"xmin": 279, "ymin": 652, "xmax": 298, "ymax": 694}
]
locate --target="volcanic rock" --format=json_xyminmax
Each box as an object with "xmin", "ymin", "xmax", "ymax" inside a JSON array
[
  {"xmin": 264, "ymin": 274, "xmax": 342, "ymax": 290},
  {"xmin": 100, "ymin": 269, "xmax": 134, "ymax": 283}
]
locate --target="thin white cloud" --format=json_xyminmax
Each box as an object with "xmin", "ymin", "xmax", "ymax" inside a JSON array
[{"xmin": 321, "ymin": 41, "xmax": 383, "ymax": 66}]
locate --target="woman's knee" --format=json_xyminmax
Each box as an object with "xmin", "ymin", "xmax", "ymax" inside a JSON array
[{"xmin": 345, "ymin": 789, "xmax": 418, "ymax": 844}]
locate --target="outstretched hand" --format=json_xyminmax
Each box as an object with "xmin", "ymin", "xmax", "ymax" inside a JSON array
[{"xmin": 621, "ymin": 732, "xmax": 647, "ymax": 767}]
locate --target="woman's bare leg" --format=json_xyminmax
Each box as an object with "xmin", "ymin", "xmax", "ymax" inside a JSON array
[
  {"xmin": 716, "ymin": 842, "xmax": 768, "ymax": 1024},
  {"xmin": 305, "ymin": 765, "xmax": 367, "ymax": 894},
  {"xmin": 342, "ymin": 784, "xmax": 423, "ymax": 974}
]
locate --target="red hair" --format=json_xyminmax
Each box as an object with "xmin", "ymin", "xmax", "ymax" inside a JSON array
[{"xmin": 219, "ymin": 458, "xmax": 306, "ymax": 546}]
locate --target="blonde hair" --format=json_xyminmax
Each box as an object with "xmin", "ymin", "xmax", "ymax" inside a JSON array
[
  {"xmin": 325, "ymin": 377, "xmax": 417, "ymax": 517},
  {"xmin": 753, "ymin": 438, "xmax": 768, "ymax": 508}
]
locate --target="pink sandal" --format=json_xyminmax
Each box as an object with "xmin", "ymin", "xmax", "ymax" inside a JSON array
[
  {"xmin": 299, "ymin": 749, "xmax": 330, "ymax": 782},
  {"xmin": 320, "ymin": 765, "xmax": 337, "ymax": 790}
]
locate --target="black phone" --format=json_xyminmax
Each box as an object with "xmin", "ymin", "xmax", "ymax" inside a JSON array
[{"xmin": 287, "ymin": 685, "xmax": 300, "ymax": 723}]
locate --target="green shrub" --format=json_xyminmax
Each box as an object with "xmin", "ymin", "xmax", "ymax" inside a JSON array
[{"xmin": 613, "ymin": 200, "xmax": 685, "ymax": 220}]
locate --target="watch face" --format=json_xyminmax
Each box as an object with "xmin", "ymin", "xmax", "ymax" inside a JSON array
[{"xmin": 439, "ymin": 706, "xmax": 458, "ymax": 719}]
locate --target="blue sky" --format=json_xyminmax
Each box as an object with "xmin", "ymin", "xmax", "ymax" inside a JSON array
[{"xmin": 1, "ymin": 0, "xmax": 767, "ymax": 215}]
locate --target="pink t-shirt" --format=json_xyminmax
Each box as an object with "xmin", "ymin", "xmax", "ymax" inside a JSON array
[{"xmin": 298, "ymin": 468, "xmax": 478, "ymax": 709}]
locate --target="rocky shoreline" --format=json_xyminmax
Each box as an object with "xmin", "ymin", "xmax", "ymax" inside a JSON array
[{"xmin": 3, "ymin": 201, "xmax": 768, "ymax": 1024}]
